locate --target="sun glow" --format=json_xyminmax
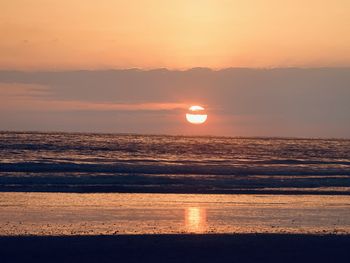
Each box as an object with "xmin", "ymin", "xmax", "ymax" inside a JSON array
[
  {"xmin": 185, "ymin": 207, "xmax": 207, "ymax": 233},
  {"xmin": 186, "ymin": 105, "xmax": 208, "ymax": 124}
]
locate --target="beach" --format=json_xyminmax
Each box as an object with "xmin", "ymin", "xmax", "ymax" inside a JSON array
[
  {"xmin": 1, "ymin": 192, "xmax": 350, "ymax": 262},
  {"xmin": 2, "ymin": 0, "xmax": 350, "ymax": 261},
  {"xmin": 1, "ymin": 192, "xmax": 350, "ymax": 236},
  {"xmin": 1, "ymin": 132, "xmax": 350, "ymax": 262}
]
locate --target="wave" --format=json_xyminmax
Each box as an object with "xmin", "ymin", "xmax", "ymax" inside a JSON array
[
  {"xmin": 1, "ymin": 162, "xmax": 350, "ymax": 176},
  {"xmin": 1, "ymin": 132, "xmax": 350, "ymax": 194},
  {"xmin": 1, "ymin": 172, "xmax": 349, "ymax": 195}
]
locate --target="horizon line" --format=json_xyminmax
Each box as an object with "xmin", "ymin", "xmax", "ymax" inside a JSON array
[{"xmin": 1, "ymin": 129, "xmax": 349, "ymax": 141}]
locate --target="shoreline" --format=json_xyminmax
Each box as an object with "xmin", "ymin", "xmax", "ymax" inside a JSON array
[
  {"xmin": 1, "ymin": 192, "xmax": 349, "ymax": 236},
  {"xmin": 1, "ymin": 186, "xmax": 349, "ymax": 195}
]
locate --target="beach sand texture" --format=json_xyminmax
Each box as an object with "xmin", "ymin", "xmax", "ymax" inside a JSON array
[{"xmin": 1, "ymin": 192, "xmax": 349, "ymax": 236}]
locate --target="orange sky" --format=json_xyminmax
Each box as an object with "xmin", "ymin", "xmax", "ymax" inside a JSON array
[{"xmin": 1, "ymin": 0, "xmax": 350, "ymax": 69}]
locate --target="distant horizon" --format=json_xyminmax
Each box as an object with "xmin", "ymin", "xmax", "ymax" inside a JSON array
[
  {"xmin": 2, "ymin": 1, "xmax": 350, "ymax": 259},
  {"xmin": 1, "ymin": 129, "xmax": 350, "ymax": 141}
]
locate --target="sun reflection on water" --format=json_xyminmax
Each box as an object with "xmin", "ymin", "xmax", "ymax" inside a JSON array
[{"xmin": 185, "ymin": 207, "xmax": 207, "ymax": 233}]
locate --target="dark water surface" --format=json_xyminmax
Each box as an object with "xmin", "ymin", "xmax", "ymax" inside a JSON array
[{"xmin": 1, "ymin": 131, "xmax": 349, "ymax": 194}]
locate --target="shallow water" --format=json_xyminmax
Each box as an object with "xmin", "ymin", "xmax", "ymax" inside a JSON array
[
  {"xmin": 1, "ymin": 193, "xmax": 349, "ymax": 235},
  {"xmin": 1, "ymin": 132, "xmax": 350, "ymax": 194}
]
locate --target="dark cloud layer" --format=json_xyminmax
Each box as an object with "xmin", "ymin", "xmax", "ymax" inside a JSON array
[{"xmin": 0, "ymin": 68, "xmax": 349, "ymax": 137}]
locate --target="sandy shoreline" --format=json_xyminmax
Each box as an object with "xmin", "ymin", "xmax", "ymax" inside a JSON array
[
  {"xmin": 1, "ymin": 192, "xmax": 349, "ymax": 262},
  {"xmin": 1, "ymin": 192, "xmax": 350, "ymax": 236},
  {"xmin": 1, "ymin": 234, "xmax": 350, "ymax": 263}
]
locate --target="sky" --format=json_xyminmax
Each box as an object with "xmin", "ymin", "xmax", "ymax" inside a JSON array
[
  {"xmin": 0, "ymin": 1, "xmax": 350, "ymax": 137},
  {"xmin": 1, "ymin": 0, "xmax": 350, "ymax": 69}
]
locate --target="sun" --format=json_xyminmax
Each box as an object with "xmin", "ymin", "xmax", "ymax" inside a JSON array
[{"xmin": 186, "ymin": 105, "xmax": 208, "ymax": 124}]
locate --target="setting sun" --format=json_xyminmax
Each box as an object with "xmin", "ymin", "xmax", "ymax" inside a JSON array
[
  {"xmin": 0, "ymin": 1, "xmax": 350, "ymax": 262},
  {"xmin": 186, "ymin": 105, "xmax": 208, "ymax": 124}
]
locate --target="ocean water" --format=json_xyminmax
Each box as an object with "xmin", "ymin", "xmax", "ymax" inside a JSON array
[{"xmin": 0, "ymin": 131, "xmax": 350, "ymax": 194}]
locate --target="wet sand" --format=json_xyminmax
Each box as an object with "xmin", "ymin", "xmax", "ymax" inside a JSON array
[
  {"xmin": 1, "ymin": 192, "xmax": 350, "ymax": 262},
  {"xmin": 1, "ymin": 234, "xmax": 350, "ymax": 263},
  {"xmin": 1, "ymin": 192, "xmax": 350, "ymax": 235}
]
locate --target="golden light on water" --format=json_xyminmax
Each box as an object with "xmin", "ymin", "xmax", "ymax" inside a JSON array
[
  {"xmin": 186, "ymin": 105, "xmax": 208, "ymax": 124},
  {"xmin": 185, "ymin": 207, "xmax": 207, "ymax": 233}
]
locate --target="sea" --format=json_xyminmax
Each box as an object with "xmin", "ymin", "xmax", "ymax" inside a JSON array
[{"xmin": 0, "ymin": 131, "xmax": 349, "ymax": 194}]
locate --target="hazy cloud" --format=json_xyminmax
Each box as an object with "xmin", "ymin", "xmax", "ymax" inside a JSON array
[{"xmin": 0, "ymin": 68, "xmax": 349, "ymax": 137}]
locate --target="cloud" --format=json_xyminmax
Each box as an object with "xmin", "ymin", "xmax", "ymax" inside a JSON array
[
  {"xmin": 0, "ymin": 68, "xmax": 349, "ymax": 137},
  {"xmin": 0, "ymin": 83, "xmax": 188, "ymax": 112}
]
